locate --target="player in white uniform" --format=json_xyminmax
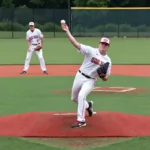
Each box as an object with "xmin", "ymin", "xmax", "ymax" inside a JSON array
[
  {"xmin": 61, "ymin": 23, "xmax": 112, "ymax": 128},
  {"xmin": 20, "ymin": 22, "xmax": 48, "ymax": 75}
]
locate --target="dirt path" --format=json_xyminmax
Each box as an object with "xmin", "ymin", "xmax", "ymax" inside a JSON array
[{"xmin": 0, "ymin": 65, "xmax": 150, "ymax": 77}]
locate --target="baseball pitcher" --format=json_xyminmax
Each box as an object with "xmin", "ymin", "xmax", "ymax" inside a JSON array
[
  {"xmin": 61, "ymin": 23, "xmax": 112, "ymax": 128},
  {"xmin": 20, "ymin": 22, "xmax": 48, "ymax": 75}
]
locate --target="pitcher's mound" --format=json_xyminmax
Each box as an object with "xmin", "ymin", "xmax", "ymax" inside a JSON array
[{"xmin": 0, "ymin": 112, "xmax": 150, "ymax": 137}]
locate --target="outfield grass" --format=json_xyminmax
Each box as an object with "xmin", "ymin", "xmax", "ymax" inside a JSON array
[
  {"xmin": 0, "ymin": 76, "xmax": 150, "ymax": 149},
  {"xmin": 0, "ymin": 37, "xmax": 150, "ymax": 65}
]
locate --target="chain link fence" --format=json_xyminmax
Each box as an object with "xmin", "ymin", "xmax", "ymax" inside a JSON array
[
  {"xmin": 71, "ymin": 9, "xmax": 150, "ymax": 37},
  {"xmin": 0, "ymin": 8, "xmax": 150, "ymax": 38},
  {"xmin": 0, "ymin": 8, "xmax": 69, "ymax": 38}
]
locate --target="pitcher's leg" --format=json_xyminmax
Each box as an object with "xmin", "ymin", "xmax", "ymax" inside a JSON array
[
  {"xmin": 71, "ymin": 72, "xmax": 85, "ymax": 104},
  {"xmin": 72, "ymin": 79, "xmax": 96, "ymax": 128},
  {"xmin": 36, "ymin": 49, "xmax": 48, "ymax": 74},
  {"xmin": 77, "ymin": 80, "xmax": 95, "ymax": 122}
]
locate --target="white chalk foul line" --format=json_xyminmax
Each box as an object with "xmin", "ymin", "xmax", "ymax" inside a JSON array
[
  {"xmin": 93, "ymin": 87, "xmax": 136, "ymax": 93},
  {"xmin": 121, "ymin": 88, "xmax": 136, "ymax": 92}
]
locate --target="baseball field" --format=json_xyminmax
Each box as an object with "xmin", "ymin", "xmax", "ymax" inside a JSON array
[{"xmin": 0, "ymin": 37, "xmax": 150, "ymax": 150}]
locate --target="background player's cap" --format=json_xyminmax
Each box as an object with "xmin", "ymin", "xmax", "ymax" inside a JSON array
[
  {"xmin": 29, "ymin": 22, "xmax": 34, "ymax": 26},
  {"xmin": 100, "ymin": 37, "xmax": 110, "ymax": 45}
]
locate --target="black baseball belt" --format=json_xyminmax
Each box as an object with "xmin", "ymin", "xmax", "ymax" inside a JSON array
[{"xmin": 79, "ymin": 70, "xmax": 92, "ymax": 79}]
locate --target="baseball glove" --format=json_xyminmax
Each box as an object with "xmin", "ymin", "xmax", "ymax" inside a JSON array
[
  {"xmin": 97, "ymin": 62, "xmax": 109, "ymax": 78},
  {"xmin": 34, "ymin": 45, "xmax": 42, "ymax": 51}
]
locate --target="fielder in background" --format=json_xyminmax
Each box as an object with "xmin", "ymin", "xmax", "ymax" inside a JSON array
[
  {"xmin": 61, "ymin": 21, "xmax": 112, "ymax": 128},
  {"xmin": 20, "ymin": 22, "xmax": 48, "ymax": 75}
]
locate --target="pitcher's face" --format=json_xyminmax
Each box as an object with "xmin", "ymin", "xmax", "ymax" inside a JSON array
[{"xmin": 99, "ymin": 42, "xmax": 109, "ymax": 54}]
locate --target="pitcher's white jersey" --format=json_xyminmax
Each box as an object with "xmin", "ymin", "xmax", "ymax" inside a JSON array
[
  {"xmin": 26, "ymin": 28, "xmax": 43, "ymax": 45},
  {"xmin": 78, "ymin": 44, "xmax": 112, "ymax": 79}
]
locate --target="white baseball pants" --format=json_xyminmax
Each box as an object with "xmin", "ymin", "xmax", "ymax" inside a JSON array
[
  {"xmin": 71, "ymin": 71, "xmax": 96, "ymax": 122},
  {"xmin": 23, "ymin": 45, "xmax": 47, "ymax": 72}
]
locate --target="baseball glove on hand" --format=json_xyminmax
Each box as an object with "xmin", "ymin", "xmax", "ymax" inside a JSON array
[
  {"xmin": 34, "ymin": 45, "xmax": 42, "ymax": 51},
  {"xmin": 97, "ymin": 62, "xmax": 109, "ymax": 78}
]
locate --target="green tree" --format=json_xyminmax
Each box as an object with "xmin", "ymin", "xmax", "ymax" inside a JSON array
[
  {"xmin": 126, "ymin": 0, "xmax": 147, "ymax": 6},
  {"xmin": 109, "ymin": 0, "xmax": 130, "ymax": 7},
  {"xmin": 146, "ymin": 0, "xmax": 150, "ymax": 6},
  {"xmin": 30, "ymin": 0, "xmax": 69, "ymax": 8},
  {"xmin": 87, "ymin": 0, "xmax": 110, "ymax": 7},
  {"xmin": 2, "ymin": 0, "xmax": 150, "ymax": 9},
  {"xmin": 74, "ymin": 0, "xmax": 110, "ymax": 7},
  {"xmin": 1, "ymin": 0, "xmax": 14, "ymax": 7},
  {"xmin": 73, "ymin": 0, "xmax": 150, "ymax": 7},
  {"xmin": 109, "ymin": 0, "xmax": 149, "ymax": 7},
  {"xmin": 13, "ymin": 0, "xmax": 30, "ymax": 7},
  {"xmin": 30, "ymin": 0, "xmax": 44, "ymax": 7},
  {"xmin": 73, "ymin": 0, "xmax": 87, "ymax": 7}
]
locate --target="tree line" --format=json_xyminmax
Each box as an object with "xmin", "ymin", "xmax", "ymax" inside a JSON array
[{"xmin": 1, "ymin": 0, "xmax": 150, "ymax": 8}]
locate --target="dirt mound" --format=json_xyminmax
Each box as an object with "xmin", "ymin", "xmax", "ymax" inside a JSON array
[{"xmin": 0, "ymin": 111, "xmax": 150, "ymax": 137}]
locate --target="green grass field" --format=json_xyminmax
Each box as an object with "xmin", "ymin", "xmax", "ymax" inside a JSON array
[
  {"xmin": 0, "ymin": 37, "xmax": 150, "ymax": 65},
  {"xmin": 0, "ymin": 36, "xmax": 150, "ymax": 149}
]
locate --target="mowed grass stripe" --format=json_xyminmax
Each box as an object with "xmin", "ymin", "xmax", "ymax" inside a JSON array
[{"xmin": 0, "ymin": 38, "xmax": 150, "ymax": 64}]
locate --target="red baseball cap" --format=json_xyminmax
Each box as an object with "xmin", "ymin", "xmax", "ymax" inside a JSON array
[{"xmin": 100, "ymin": 37, "xmax": 110, "ymax": 45}]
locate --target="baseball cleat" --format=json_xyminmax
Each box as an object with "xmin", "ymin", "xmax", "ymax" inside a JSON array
[
  {"xmin": 20, "ymin": 71, "xmax": 27, "ymax": 74},
  {"xmin": 71, "ymin": 121, "xmax": 86, "ymax": 128},
  {"xmin": 43, "ymin": 71, "xmax": 48, "ymax": 75},
  {"xmin": 86, "ymin": 101, "xmax": 93, "ymax": 117}
]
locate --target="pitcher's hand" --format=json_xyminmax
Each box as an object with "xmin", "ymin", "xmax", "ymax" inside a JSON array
[{"xmin": 61, "ymin": 24, "xmax": 69, "ymax": 32}]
